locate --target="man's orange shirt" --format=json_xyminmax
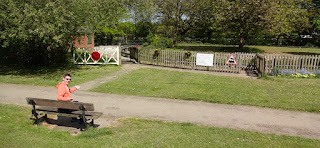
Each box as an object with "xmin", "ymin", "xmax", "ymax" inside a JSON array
[{"xmin": 56, "ymin": 82, "xmax": 77, "ymax": 101}]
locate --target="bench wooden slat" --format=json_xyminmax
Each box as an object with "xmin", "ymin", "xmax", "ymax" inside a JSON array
[
  {"xmin": 26, "ymin": 97, "xmax": 95, "ymax": 111},
  {"xmin": 36, "ymin": 109, "xmax": 103, "ymax": 119}
]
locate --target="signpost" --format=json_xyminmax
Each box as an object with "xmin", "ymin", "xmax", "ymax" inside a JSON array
[
  {"xmin": 91, "ymin": 51, "xmax": 100, "ymax": 61},
  {"xmin": 225, "ymin": 54, "xmax": 238, "ymax": 65}
]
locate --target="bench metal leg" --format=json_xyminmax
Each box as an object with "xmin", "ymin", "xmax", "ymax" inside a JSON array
[
  {"xmin": 35, "ymin": 117, "xmax": 40, "ymax": 125},
  {"xmin": 83, "ymin": 117, "xmax": 87, "ymax": 129},
  {"xmin": 79, "ymin": 104, "xmax": 88, "ymax": 131},
  {"xmin": 43, "ymin": 114, "xmax": 48, "ymax": 122},
  {"xmin": 30, "ymin": 102, "xmax": 40, "ymax": 125},
  {"xmin": 91, "ymin": 119, "xmax": 94, "ymax": 126},
  {"xmin": 80, "ymin": 116, "xmax": 88, "ymax": 131}
]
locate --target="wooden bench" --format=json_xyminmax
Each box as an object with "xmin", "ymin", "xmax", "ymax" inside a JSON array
[{"xmin": 26, "ymin": 97, "xmax": 103, "ymax": 130}]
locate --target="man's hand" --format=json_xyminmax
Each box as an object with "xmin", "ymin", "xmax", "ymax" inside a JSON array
[
  {"xmin": 67, "ymin": 97, "xmax": 73, "ymax": 102},
  {"xmin": 75, "ymin": 85, "xmax": 80, "ymax": 90}
]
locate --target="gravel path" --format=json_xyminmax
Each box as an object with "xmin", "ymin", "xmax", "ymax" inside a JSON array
[{"xmin": 1, "ymin": 63, "xmax": 319, "ymax": 140}]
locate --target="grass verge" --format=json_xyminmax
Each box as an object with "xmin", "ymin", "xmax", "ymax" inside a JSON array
[
  {"xmin": 1, "ymin": 104, "xmax": 319, "ymax": 147},
  {"xmin": 93, "ymin": 68, "xmax": 320, "ymax": 113},
  {"xmin": 0, "ymin": 65, "xmax": 121, "ymax": 87}
]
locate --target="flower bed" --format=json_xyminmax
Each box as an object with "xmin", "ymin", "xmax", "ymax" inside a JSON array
[{"xmin": 272, "ymin": 69, "xmax": 320, "ymax": 78}]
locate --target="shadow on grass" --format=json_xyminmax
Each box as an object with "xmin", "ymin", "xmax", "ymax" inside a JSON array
[
  {"xmin": 175, "ymin": 45, "xmax": 264, "ymax": 53},
  {"xmin": 0, "ymin": 50, "xmax": 87, "ymax": 76},
  {"xmin": 0, "ymin": 63, "xmax": 85, "ymax": 76},
  {"xmin": 284, "ymin": 52, "xmax": 320, "ymax": 55}
]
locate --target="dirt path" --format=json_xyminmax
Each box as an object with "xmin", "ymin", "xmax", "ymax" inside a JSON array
[
  {"xmin": 1, "ymin": 63, "xmax": 320, "ymax": 140},
  {"xmin": 80, "ymin": 63, "xmax": 142, "ymax": 91}
]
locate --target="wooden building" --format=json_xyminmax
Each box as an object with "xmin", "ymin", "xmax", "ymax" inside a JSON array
[{"xmin": 73, "ymin": 34, "xmax": 94, "ymax": 48}]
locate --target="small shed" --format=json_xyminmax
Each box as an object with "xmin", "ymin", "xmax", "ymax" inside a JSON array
[{"xmin": 73, "ymin": 34, "xmax": 94, "ymax": 48}]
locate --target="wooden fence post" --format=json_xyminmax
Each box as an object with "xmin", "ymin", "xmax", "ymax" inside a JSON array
[{"xmin": 118, "ymin": 43, "xmax": 121, "ymax": 66}]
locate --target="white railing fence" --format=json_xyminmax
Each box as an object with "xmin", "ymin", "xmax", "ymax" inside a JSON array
[{"xmin": 73, "ymin": 45, "xmax": 120, "ymax": 65}]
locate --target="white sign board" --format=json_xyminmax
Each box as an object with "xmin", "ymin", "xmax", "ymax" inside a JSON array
[{"xmin": 196, "ymin": 53, "xmax": 214, "ymax": 66}]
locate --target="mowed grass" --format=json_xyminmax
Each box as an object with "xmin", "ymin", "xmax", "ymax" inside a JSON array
[
  {"xmin": 94, "ymin": 68, "xmax": 320, "ymax": 112},
  {"xmin": 175, "ymin": 43, "xmax": 320, "ymax": 54},
  {"xmin": 248, "ymin": 45, "xmax": 320, "ymax": 55},
  {"xmin": 0, "ymin": 65, "xmax": 120, "ymax": 87},
  {"xmin": 1, "ymin": 104, "xmax": 319, "ymax": 147}
]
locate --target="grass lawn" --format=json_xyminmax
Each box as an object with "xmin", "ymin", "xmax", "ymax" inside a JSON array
[
  {"xmin": 1, "ymin": 104, "xmax": 319, "ymax": 147},
  {"xmin": 175, "ymin": 43, "xmax": 320, "ymax": 54},
  {"xmin": 0, "ymin": 65, "xmax": 121, "ymax": 87},
  {"xmin": 93, "ymin": 68, "xmax": 320, "ymax": 113},
  {"xmin": 174, "ymin": 43, "xmax": 264, "ymax": 53},
  {"xmin": 248, "ymin": 45, "xmax": 320, "ymax": 55}
]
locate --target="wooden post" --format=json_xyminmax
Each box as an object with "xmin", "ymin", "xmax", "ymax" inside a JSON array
[
  {"xmin": 118, "ymin": 43, "xmax": 121, "ymax": 66},
  {"xmin": 84, "ymin": 48, "xmax": 87, "ymax": 64}
]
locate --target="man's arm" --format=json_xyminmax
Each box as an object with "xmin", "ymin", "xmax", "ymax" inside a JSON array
[
  {"xmin": 69, "ymin": 85, "xmax": 80, "ymax": 93},
  {"xmin": 57, "ymin": 85, "xmax": 69, "ymax": 101}
]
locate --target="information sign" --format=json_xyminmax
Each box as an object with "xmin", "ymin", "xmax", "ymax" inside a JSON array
[{"xmin": 196, "ymin": 53, "xmax": 214, "ymax": 66}]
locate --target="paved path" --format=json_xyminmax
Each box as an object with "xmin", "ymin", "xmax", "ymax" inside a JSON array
[{"xmin": 1, "ymin": 63, "xmax": 320, "ymax": 140}]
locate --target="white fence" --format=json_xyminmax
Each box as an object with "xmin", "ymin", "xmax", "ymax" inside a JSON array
[{"xmin": 73, "ymin": 45, "xmax": 120, "ymax": 65}]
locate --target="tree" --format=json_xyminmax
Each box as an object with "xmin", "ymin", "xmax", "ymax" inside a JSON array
[
  {"xmin": 126, "ymin": 0, "xmax": 157, "ymax": 39},
  {"xmin": 95, "ymin": 22, "xmax": 135, "ymax": 45},
  {"xmin": 155, "ymin": 0, "xmax": 212, "ymax": 47},
  {"xmin": 264, "ymin": 0, "xmax": 312, "ymax": 45},
  {"xmin": 0, "ymin": 0, "xmax": 77, "ymax": 67},
  {"xmin": 0, "ymin": 0, "xmax": 128, "ymax": 67},
  {"xmin": 185, "ymin": 1, "xmax": 217, "ymax": 43},
  {"xmin": 311, "ymin": 1, "xmax": 320, "ymax": 46},
  {"xmin": 215, "ymin": 0, "xmax": 312, "ymax": 48},
  {"xmin": 314, "ymin": 10, "xmax": 320, "ymax": 31}
]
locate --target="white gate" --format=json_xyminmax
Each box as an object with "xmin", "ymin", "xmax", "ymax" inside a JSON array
[{"xmin": 73, "ymin": 45, "xmax": 120, "ymax": 65}]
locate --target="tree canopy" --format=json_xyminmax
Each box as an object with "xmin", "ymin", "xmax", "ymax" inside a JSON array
[
  {"xmin": 215, "ymin": 0, "xmax": 312, "ymax": 48},
  {"xmin": 0, "ymin": 0, "xmax": 127, "ymax": 67}
]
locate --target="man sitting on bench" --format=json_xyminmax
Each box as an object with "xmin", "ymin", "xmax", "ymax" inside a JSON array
[{"xmin": 56, "ymin": 73, "xmax": 81, "ymax": 121}]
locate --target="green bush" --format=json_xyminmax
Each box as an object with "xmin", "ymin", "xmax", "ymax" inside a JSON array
[{"xmin": 146, "ymin": 31, "xmax": 173, "ymax": 48}]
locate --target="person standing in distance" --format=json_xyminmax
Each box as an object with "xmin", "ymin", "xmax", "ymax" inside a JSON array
[{"xmin": 57, "ymin": 73, "xmax": 80, "ymax": 102}]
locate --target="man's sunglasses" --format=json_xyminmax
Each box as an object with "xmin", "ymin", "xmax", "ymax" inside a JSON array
[{"xmin": 66, "ymin": 78, "xmax": 72, "ymax": 81}]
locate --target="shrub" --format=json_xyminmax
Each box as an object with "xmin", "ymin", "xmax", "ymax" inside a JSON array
[{"xmin": 146, "ymin": 31, "xmax": 173, "ymax": 49}]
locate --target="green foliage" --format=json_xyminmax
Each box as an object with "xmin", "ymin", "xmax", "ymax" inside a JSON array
[
  {"xmin": 156, "ymin": 0, "xmax": 212, "ymax": 47},
  {"xmin": 124, "ymin": 0, "xmax": 157, "ymax": 40},
  {"xmin": 0, "ymin": 0, "xmax": 76, "ymax": 67},
  {"xmin": 126, "ymin": 0, "xmax": 157, "ymax": 23},
  {"xmin": 135, "ymin": 21, "xmax": 155, "ymax": 37},
  {"xmin": 215, "ymin": 0, "xmax": 312, "ymax": 47},
  {"xmin": 312, "ymin": 8, "xmax": 320, "ymax": 47},
  {"xmin": 315, "ymin": 11, "xmax": 320, "ymax": 30},
  {"xmin": 1, "ymin": 104, "xmax": 320, "ymax": 147},
  {"xmin": 0, "ymin": 0, "xmax": 128, "ymax": 67},
  {"xmin": 146, "ymin": 31, "xmax": 173, "ymax": 48}
]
